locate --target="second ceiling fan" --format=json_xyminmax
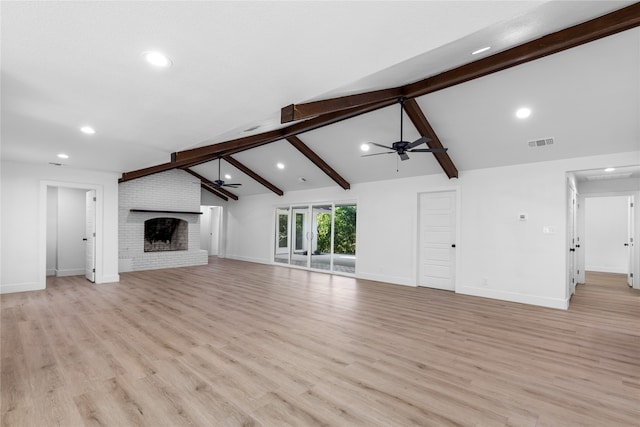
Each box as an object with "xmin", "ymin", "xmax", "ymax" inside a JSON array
[
  {"xmin": 213, "ymin": 157, "xmax": 242, "ymax": 188},
  {"xmin": 362, "ymin": 97, "xmax": 447, "ymax": 161}
]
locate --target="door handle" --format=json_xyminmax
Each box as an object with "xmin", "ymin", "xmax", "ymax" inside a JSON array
[
  {"xmin": 575, "ymin": 244, "xmax": 580, "ymax": 248},
  {"xmin": 569, "ymin": 248, "xmax": 575, "ymax": 252},
  {"xmin": 624, "ymin": 243, "xmax": 629, "ymax": 246},
  {"xmin": 451, "ymin": 244, "xmax": 456, "ymax": 248},
  {"xmin": 82, "ymin": 238, "xmax": 88, "ymax": 241}
]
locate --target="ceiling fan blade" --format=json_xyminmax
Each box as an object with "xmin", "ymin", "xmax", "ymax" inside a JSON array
[
  {"xmin": 410, "ymin": 147, "xmax": 448, "ymax": 153},
  {"xmin": 407, "ymin": 136, "xmax": 432, "ymax": 149},
  {"xmin": 223, "ymin": 183, "xmax": 242, "ymax": 187},
  {"xmin": 370, "ymin": 142, "xmax": 394, "ymax": 150},
  {"xmin": 399, "ymin": 152, "xmax": 410, "ymax": 161},
  {"xmin": 361, "ymin": 151, "xmax": 395, "ymax": 157}
]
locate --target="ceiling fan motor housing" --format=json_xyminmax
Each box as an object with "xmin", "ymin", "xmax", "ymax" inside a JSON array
[{"xmin": 393, "ymin": 141, "xmax": 410, "ymax": 153}]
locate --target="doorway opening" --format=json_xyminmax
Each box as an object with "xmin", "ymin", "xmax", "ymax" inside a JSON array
[
  {"xmin": 44, "ymin": 183, "xmax": 100, "ymax": 286},
  {"xmin": 200, "ymin": 205, "xmax": 223, "ymax": 256},
  {"xmin": 566, "ymin": 166, "xmax": 640, "ymax": 303}
]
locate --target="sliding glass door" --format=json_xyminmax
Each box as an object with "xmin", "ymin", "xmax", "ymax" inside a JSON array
[
  {"xmin": 274, "ymin": 207, "xmax": 290, "ymax": 264},
  {"xmin": 331, "ymin": 204, "xmax": 356, "ymax": 274},
  {"xmin": 274, "ymin": 202, "xmax": 356, "ymax": 274}
]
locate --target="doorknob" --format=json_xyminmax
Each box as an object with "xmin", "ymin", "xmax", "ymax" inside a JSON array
[
  {"xmin": 624, "ymin": 243, "xmax": 629, "ymax": 246},
  {"xmin": 569, "ymin": 248, "xmax": 576, "ymax": 252},
  {"xmin": 451, "ymin": 244, "xmax": 456, "ymax": 248},
  {"xmin": 82, "ymin": 238, "xmax": 87, "ymax": 241}
]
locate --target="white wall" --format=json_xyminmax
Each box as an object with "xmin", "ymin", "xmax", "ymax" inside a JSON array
[
  {"xmin": 1, "ymin": 160, "xmax": 120, "ymax": 293},
  {"xmin": 54, "ymin": 187, "xmax": 88, "ymax": 276},
  {"xmin": 225, "ymin": 151, "xmax": 639, "ymax": 309}
]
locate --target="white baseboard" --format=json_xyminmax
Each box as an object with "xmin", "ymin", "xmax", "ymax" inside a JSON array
[
  {"xmin": 458, "ymin": 286, "xmax": 569, "ymax": 310},
  {"xmin": 1, "ymin": 282, "xmax": 45, "ymax": 294},
  {"xmin": 55, "ymin": 268, "xmax": 85, "ymax": 277}
]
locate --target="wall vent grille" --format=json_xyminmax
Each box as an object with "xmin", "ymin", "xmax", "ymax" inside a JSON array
[{"xmin": 528, "ymin": 137, "xmax": 555, "ymax": 148}]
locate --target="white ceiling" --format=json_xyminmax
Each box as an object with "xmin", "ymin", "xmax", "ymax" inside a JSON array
[{"xmin": 2, "ymin": 1, "xmax": 639, "ymax": 197}]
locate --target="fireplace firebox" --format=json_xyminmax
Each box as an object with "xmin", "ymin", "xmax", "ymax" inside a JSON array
[{"xmin": 144, "ymin": 218, "xmax": 188, "ymax": 252}]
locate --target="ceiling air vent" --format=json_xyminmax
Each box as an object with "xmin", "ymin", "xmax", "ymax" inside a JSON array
[{"xmin": 528, "ymin": 137, "xmax": 555, "ymax": 148}]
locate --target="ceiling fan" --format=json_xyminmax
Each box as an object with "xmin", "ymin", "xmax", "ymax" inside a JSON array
[
  {"xmin": 362, "ymin": 97, "xmax": 448, "ymax": 161},
  {"xmin": 213, "ymin": 158, "xmax": 242, "ymax": 188}
]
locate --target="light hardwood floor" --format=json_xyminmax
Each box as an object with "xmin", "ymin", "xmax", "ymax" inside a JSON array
[{"xmin": 2, "ymin": 260, "xmax": 639, "ymax": 426}]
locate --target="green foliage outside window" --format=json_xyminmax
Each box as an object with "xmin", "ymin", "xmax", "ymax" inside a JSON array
[{"xmin": 315, "ymin": 205, "xmax": 356, "ymax": 255}]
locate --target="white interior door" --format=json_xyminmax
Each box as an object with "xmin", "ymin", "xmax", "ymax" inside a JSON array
[
  {"xmin": 418, "ymin": 191, "xmax": 456, "ymax": 291},
  {"xmin": 567, "ymin": 184, "xmax": 578, "ymax": 296},
  {"xmin": 627, "ymin": 196, "xmax": 635, "ymax": 287},
  {"xmin": 85, "ymin": 190, "xmax": 96, "ymax": 282}
]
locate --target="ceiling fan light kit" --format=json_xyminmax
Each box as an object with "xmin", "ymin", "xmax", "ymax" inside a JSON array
[{"xmin": 362, "ymin": 98, "xmax": 447, "ymax": 161}]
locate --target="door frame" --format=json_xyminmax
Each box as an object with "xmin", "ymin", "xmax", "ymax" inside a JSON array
[
  {"xmin": 39, "ymin": 181, "xmax": 104, "ymax": 289},
  {"xmin": 416, "ymin": 188, "xmax": 461, "ymax": 291},
  {"xmin": 576, "ymin": 190, "xmax": 640, "ymax": 291},
  {"xmin": 566, "ymin": 178, "xmax": 578, "ymax": 298}
]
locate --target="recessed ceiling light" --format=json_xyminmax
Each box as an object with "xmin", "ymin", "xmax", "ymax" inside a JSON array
[
  {"xmin": 224, "ymin": 174, "xmax": 231, "ymax": 180},
  {"xmin": 143, "ymin": 51, "xmax": 172, "ymax": 68},
  {"xmin": 57, "ymin": 153, "xmax": 69, "ymax": 159},
  {"xmin": 516, "ymin": 107, "xmax": 531, "ymax": 119},
  {"xmin": 604, "ymin": 167, "xmax": 616, "ymax": 172},
  {"xmin": 360, "ymin": 143, "xmax": 370, "ymax": 152},
  {"xmin": 277, "ymin": 163, "xmax": 285, "ymax": 170},
  {"xmin": 472, "ymin": 46, "xmax": 491, "ymax": 55},
  {"xmin": 80, "ymin": 126, "xmax": 95, "ymax": 134}
]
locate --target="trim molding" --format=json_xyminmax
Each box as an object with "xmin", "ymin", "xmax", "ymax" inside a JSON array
[
  {"xmin": 458, "ymin": 286, "xmax": 569, "ymax": 310},
  {"xmin": 0, "ymin": 282, "xmax": 45, "ymax": 294}
]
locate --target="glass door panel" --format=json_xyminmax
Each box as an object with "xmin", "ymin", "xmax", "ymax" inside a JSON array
[
  {"xmin": 332, "ymin": 204, "xmax": 357, "ymax": 274},
  {"xmin": 290, "ymin": 206, "xmax": 309, "ymax": 268},
  {"xmin": 311, "ymin": 205, "xmax": 332, "ymax": 271},
  {"xmin": 274, "ymin": 207, "xmax": 290, "ymax": 264}
]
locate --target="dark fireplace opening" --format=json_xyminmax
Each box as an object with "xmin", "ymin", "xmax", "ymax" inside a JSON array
[{"xmin": 144, "ymin": 218, "xmax": 188, "ymax": 252}]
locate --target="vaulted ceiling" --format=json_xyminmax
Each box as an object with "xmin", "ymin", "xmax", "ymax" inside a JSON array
[{"xmin": 2, "ymin": 1, "xmax": 639, "ymax": 199}]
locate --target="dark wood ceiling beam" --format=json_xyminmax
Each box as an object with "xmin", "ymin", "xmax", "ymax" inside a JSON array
[
  {"xmin": 286, "ymin": 136, "xmax": 351, "ymax": 190},
  {"xmin": 223, "ymin": 156, "xmax": 284, "ymax": 196},
  {"xmin": 200, "ymin": 184, "xmax": 229, "ymax": 201},
  {"xmin": 281, "ymin": 88, "xmax": 403, "ymax": 123},
  {"xmin": 121, "ymin": 99, "xmax": 396, "ymax": 182},
  {"xmin": 172, "ymin": 99, "xmax": 397, "ymax": 164},
  {"xmin": 403, "ymin": 99, "xmax": 458, "ymax": 179},
  {"xmin": 183, "ymin": 168, "xmax": 239, "ymax": 200},
  {"xmin": 280, "ymin": 3, "xmax": 640, "ymax": 122},
  {"xmin": 119, "ymin": 153, "xmax": 221, "ymax": 183}
]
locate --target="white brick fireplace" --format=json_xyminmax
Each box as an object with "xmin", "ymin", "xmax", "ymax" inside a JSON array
[{"xmin": 119, "ymin": 169, "xmax": 208, "ymax": 272}]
